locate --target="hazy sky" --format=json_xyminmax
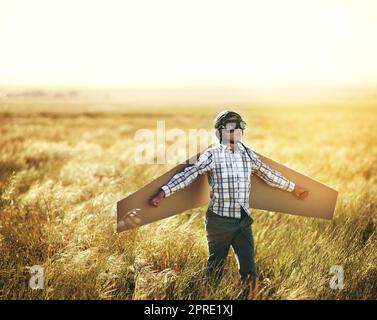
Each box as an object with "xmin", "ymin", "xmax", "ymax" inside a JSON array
[{"xmin": 1, "ymin": 0, "xmax": 377, "ymax": 87}]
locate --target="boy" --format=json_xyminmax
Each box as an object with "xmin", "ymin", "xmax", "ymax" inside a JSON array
[{"xmin": 149, "ymin": 110, "xmax": 309, "ymax": 296}]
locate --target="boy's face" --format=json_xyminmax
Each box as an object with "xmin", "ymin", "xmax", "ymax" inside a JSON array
[{"xmin": 221, "ymin": 116, "xmax": 243, "ymax": 143}]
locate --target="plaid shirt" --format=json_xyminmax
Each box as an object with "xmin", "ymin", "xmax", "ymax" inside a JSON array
[{"xmin": 161, "ymin": 141, "xmax": 295, "ymax": 219}]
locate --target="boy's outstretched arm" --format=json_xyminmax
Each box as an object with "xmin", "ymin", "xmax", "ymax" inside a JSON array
[
  {"xmin": 149, "ymin": 149, "xmax": 215, "ymax": 207},
  {"xmin": 248, "ymin": 148, "xmax": 309, "ymax": 200}
]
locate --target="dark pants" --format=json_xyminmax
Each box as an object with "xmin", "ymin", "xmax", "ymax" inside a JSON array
[{"xmin": 205, "ymin": 207, "xmax": 257, "ymax": 289}]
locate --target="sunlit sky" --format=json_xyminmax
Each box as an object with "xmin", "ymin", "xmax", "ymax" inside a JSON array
[{"xmin": 1, "ymin": 0, "xmax": 377, "ymax": 88}]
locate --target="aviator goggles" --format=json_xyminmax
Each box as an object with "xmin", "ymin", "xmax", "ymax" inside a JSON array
[{"xmin": 220, "ymin": 120, "xmax": 247, "ymax": 131}]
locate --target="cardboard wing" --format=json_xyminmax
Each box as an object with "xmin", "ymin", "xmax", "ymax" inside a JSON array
[{"xmin": 117, "ymin": 148, "xmax": 338, "ymax": 233}]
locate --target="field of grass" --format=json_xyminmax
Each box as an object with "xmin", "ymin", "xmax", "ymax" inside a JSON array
[{"xmin": 0, "ymin": 101, "xmax": 376, "ymax": 299}]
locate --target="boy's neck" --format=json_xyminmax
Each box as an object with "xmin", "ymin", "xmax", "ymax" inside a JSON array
[{"xmin": 222, "ymin": 141, "xmax": 240, "ymax": 151}]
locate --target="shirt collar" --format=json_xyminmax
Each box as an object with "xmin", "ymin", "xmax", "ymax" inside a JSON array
[{"xmin": 218, "ymin": 141, "xmax": 245, "ymax": 153}]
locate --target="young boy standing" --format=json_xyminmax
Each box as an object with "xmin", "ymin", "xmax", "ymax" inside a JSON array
[{"xmin": 150, "ymin": 110, "xmax": 309, "ymax": 296}]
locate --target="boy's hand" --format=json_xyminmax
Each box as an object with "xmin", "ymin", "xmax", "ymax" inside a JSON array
[
  {"xmin": 149, "ymin": 190, "xmax": 165, "ymax": 207},
  {"xmin": 292, "ymin": 185, "xmax": 309, "ymax": 200}
]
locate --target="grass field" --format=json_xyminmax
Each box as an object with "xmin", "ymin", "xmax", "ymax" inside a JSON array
[{"xmin": 0, "ymin": 100, "xmax": 376, "ymax": 299}]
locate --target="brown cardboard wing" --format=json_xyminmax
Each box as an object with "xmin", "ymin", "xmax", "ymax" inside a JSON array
[{"xmin": 117, "ymin": 148, "xmax": 338, "ymax": 233}]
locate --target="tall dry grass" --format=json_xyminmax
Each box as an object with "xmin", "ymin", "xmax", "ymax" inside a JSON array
[{"xmin": 0, "ymin": 103, "xmax": 376, "ymax": 299}]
